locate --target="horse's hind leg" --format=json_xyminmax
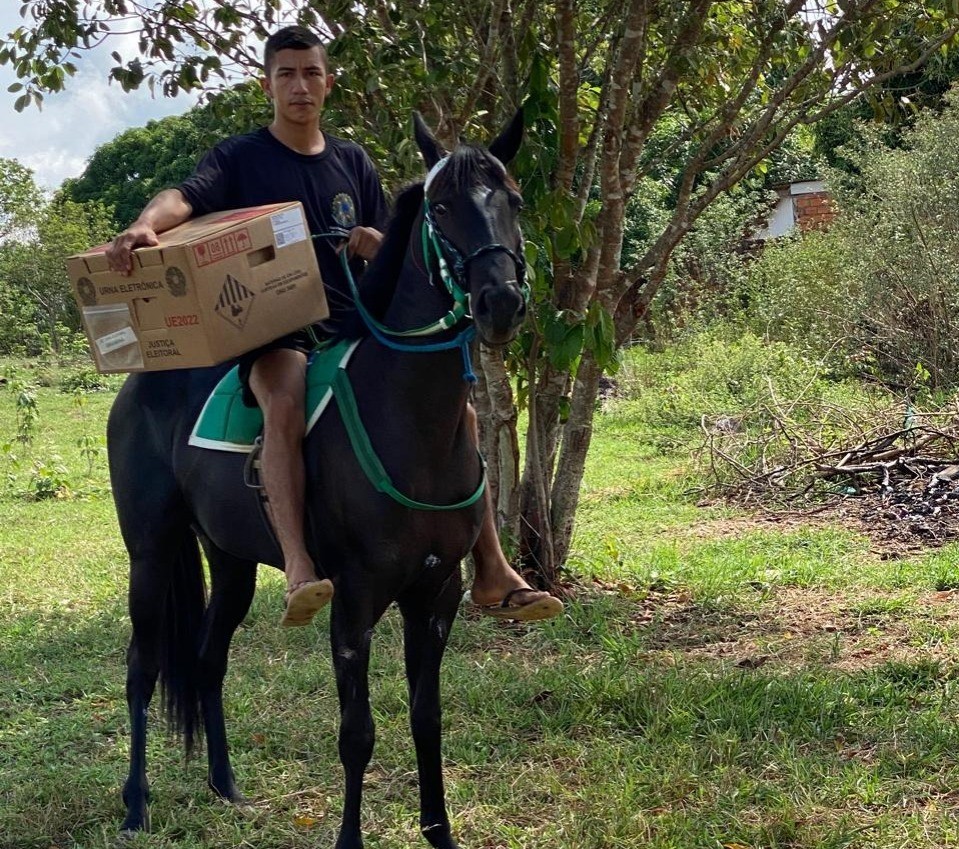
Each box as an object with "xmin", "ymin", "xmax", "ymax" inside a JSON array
[
  {"xmin": 121, "ymin": 554, "xmax": 169, "ymax": 833},
  {"xmin": 331, "ymin": 602, "xmax": 376, "ymax": 849},
  {"xmin": 121, "ymin": 526, "xmax": 204, "ymax": 833},
  {"xmin": 196, "ymin": 538, "xmax": 257, "ymax": 804},
  {"xmin": 399, "ymin": 571, "xmax": 463, "ymax": 849}
]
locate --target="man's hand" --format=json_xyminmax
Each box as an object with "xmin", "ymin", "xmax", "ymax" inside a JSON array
[
  {"xmin": 106, "ymin": 223, "xmax": 160, "ymax": 275},
  {"xmin": 105, "ymin": 188, "xmax": 193, "ymax": 275},
  {"xmin": 344, "ymin": 226, "xmax": 384, "ymax": 261}
]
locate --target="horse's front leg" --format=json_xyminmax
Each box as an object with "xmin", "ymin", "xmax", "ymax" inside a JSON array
[
  {"xmin": 399, "ymin": 569, "xmax": 463, "ymax": 849},
  {"xmin": 331, "ymin": 603, "xmax": 376, "ymax": 849},
  {"xmin": 196, "ymin": 541, "xmax": 258, "ymax": 803}
]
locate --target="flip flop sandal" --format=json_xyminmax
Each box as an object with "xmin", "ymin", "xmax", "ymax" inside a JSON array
[
  {"xmin": 281, "ymin": 578, "xmax": 334, "ymax": 627},
  {"xmin": 469, "ymin": 588, "xmax": 565, "ymax": 622}
]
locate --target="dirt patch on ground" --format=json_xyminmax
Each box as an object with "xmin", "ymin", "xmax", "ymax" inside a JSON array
[
  {"xmin": 679, "ymin": 507, "xmax": 841, "ymax": 539},
  {"xmin": 682, "ymin": 489, "xmax": 959, "ymax": 561},
  {"xmin": 621, "ymin": 583, "xmax": 959, "ymax": 673},
  {"xmin": 582, "ymin": 472, "xmax": 959, "ymax": 673}
]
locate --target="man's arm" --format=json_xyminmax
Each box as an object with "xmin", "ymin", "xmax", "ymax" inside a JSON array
[
  {"xmin": 345, "ymin": 145, "xmax": 388, "ymax": 262},
  {"xmin": 106, "ymin": 188, "xmax": 194, "ymax": 274}
]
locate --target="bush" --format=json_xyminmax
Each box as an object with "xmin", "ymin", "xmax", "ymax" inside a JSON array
[
  {"xmin": 28, "ymin": 455, "xmax": 71, "ymax": 500},
  {"xmin": 616, "ymin": 330, "xmax": 839, "ymax": 432},
  {"xmin": 613, "ymin": 330, "xmax": 899, "ymax": 499},
  {"xmin": 59, "ymin": 367, "xmax": 118, "ymax": 393},
  {"xmin": 648, "ymin": 187, "xmax": 771, "ymax": 338},
  {"xmin": 744, "ymin": 226, "xmax": 854, "ymax": 373},
  {"xmin": 747, "ymin": 86, "xmax": 959, "ymax": 391}
]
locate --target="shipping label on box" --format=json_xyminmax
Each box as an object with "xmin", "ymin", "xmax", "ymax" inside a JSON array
[{"xmin": 66, "ymin": 202, "xmax": 329, "ymax": 373}]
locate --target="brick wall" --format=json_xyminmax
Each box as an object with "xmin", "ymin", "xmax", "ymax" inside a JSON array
[{"xmin": 793, "ymin": 192, "xmax": 836, "ymax": 232}]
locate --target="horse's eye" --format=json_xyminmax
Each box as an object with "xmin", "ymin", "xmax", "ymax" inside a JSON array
[{"xmin": 433, "ymin": 203, "xmax": 448, "ymax": 216}]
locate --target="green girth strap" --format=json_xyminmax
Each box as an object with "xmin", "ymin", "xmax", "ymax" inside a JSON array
[{"xmin": 331, "ymin": 367, "xmax": 486, "ymax": 512}]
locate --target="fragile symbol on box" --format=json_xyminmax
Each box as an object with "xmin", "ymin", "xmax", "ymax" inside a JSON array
[
  {"xmin": 215, "ymin": 275, "xmax": 255, "ymax": 330},
  {"xmin": 194, "ymin": 229, "xmax": 253, "ymax": 267}
]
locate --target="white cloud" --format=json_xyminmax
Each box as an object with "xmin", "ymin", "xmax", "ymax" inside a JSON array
[{"xmin": 0, "ymin": 8, "xmax": 199, "ymax": 191}]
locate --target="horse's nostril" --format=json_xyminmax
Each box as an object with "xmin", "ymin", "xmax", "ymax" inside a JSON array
[{"xmin": 474, "ymin": 282, "xmax": 527, "ymax": 337}]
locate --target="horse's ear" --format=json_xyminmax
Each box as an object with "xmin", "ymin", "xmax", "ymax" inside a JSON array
[
  {"xmin": 489, "ymin": 108, "xmax": 524, "ymax": 166},
  {"xmin": 413, "ymin": 111, "xmax": 446, "ymax": 169}
]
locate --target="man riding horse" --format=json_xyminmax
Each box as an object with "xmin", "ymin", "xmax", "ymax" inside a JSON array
[
  {"xmin": 106, "ymin": 25, "xmax": 561, "ymax": 627},
  {"xmin": 106, "ymin": 31, "xmax": 545, "ymax": 845}
]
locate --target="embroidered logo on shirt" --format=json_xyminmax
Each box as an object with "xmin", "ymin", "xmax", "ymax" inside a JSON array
[
  {"xmin": 331, "ymin": 193, "xmax": 357, "ymax": 228},
  {"xmin": 215, "ymin": 275, "xmax": 255, "ymax": 330}
]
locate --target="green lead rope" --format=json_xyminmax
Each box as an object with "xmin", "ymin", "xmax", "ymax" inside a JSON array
[{"xmin": 331, "ymin": 367, "xmax": 486, "ymax": 511}]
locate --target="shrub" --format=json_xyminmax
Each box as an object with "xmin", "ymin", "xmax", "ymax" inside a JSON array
[
  {"xmin": 28, "ymin": 455, "xmax": 71, "ymax": 500},
  {"xmin": 747, "ymin": 87, "xmax": 959, "ymax": 391},
  {"xmin": 745, "ymin": 225, "xmax": 854, "ymax": 374},
  {"xmin": 59, "ymin": 367, "xmax": 117, "ymax": 393},
  {"xmin": 616, "ymin": 330, "xmax": 838, "ymax": 432}
]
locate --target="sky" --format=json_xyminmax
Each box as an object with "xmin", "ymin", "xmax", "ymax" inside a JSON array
[{"xmin": 0, "ymin": 6, "xmax": 199, "ymax": 193}]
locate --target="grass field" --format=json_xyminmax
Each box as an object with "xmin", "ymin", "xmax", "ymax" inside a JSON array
[{"xmin": 4, "ymin": 355, "xmax": 959, "ymax": 849}]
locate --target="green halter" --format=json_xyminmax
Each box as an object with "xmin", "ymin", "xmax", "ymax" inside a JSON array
[{"xmin": 309, "ymin": 154, "xmax": 525, "ymax": 512}]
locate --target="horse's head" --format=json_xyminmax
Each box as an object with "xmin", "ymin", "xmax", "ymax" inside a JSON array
[{"xmin": 413, "ymin": 111, "xmax": 528, "ymax": 346}]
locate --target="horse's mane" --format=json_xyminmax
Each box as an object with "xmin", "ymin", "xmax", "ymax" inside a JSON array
[
  {"xmin": 331, "ymin": 181, "xmax": 424, "ymax": 341},
  {"xmin": 429, "ymin": 144, "xmax": 518, "ymax": 196}
]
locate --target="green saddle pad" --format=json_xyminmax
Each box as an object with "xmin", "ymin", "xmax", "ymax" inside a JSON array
[{"xmin": 189, "ymin": 339, "xmax": 360, "ymax": 452}]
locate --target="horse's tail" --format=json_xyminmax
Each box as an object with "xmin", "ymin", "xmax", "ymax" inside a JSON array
[{"xmin": 158, "ymin": 530, "xmax": 207, "ymax": 757}]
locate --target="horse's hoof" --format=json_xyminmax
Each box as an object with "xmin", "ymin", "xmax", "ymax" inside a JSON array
[
  {"xmin": 120, "ymin": 783, "xmax": 150, "ymax": 835},
  {"xmin": 215, "ymin": 794, "xmax": 258, "ymax": 819},
  {"xmin": 422, "ymin": 822, "xmax": 459, "ymax": 849},
  {"xmin": 210, "ymin": 784, "xmax": 248, "ymax": 803},
  {"xmin": 209, "ymin": 776, "xmax": 258, "ymax": 820},
  {"xmin": 334, "ymin": 831, "xmax": 365, "ymax": 849},
  {"xmin": 117, "ymin": 813, "xmax": 150, "ymax": 842}
]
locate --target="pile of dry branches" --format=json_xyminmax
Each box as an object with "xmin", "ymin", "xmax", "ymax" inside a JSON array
[{"xmin": 697, "ymin": 402, "xmax": 959, "ymax": 547}]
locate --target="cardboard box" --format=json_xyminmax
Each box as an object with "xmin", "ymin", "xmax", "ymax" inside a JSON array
[{"xmin": 66, "ymin": 202, "xmax": 329, "ymax": 373}]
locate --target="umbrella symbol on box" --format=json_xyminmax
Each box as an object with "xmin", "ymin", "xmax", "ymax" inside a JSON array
[{"xmin": 215, "ymin": 275, "xmax": 255, "ymax": 330}]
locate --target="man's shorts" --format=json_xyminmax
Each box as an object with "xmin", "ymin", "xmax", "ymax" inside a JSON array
[{"xmin": 237, "ymin": 329, "xmax": 315, "ymax": 408}]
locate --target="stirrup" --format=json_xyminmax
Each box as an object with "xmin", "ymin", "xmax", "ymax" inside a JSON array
[{"xmin": 243, "ymin": 436, "xmax": 264, "ymax": 491}]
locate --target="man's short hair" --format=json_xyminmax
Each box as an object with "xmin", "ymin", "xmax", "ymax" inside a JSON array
[{"xmin": 263, "ymin": 26, "xmax": 327, "ymax": 76}]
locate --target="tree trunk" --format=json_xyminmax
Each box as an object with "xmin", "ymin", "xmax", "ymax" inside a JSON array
[
  {"xmin": 518, "ymin": 341, "xmax": 558, "ymax": 586},
  {"xmin": 519, "ymin": 363, "xmax": 572, "ymax": 569},
  {"xmin": 477, "ymin": 344, "xmax": 522, "ymax": 554},
  {"xmin": 550, "ymin": 351, "xmax": 602, "ymax": 568}
]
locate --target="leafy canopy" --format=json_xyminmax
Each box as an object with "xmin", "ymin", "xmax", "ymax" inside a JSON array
[
  {"xmin": 7, "ymin": 0, "xmax": 959, "ymax": 578},
  {"xmin": 0, "ymin": 158, "xmax": 43, "ymax": 239}
]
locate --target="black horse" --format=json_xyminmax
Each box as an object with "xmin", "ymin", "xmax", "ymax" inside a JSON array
[{"xmin": 107, "ymin": 113, "xmax": 527, "ymax": 849}]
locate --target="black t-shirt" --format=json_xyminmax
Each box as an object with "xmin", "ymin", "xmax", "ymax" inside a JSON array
[{"xmin": 179, "ymin": 127, "xmax": 389, "ymax": 320}]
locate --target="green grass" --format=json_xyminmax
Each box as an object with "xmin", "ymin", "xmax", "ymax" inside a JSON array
[{"xmin": 4, "ymin": 360, "xmax": 959, "ymax": 848}]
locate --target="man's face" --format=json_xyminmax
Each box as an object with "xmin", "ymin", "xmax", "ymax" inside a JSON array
[{"xmin": 262, "ymin": 46, "xmax": 334, "ymax": 126}]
